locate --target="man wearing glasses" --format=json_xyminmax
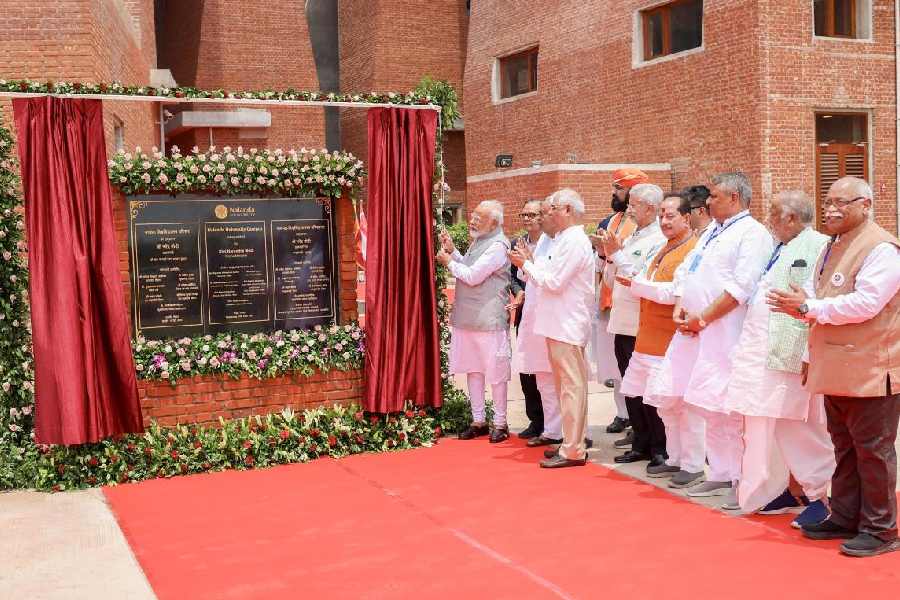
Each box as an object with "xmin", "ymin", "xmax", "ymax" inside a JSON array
[{"xmin": 769, "ymin": 176, "xmax": 900, "ymax": 557}]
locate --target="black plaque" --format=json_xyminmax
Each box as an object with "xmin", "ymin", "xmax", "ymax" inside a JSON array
[{"xmin": 127, "ymin": 196, "xmax": 339, "ymax": 339}]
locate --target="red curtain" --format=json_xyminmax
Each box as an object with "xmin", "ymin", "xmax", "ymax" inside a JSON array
[
  {"xmin": 13, "ymin": 98, "xmax": 143, "ymax": 445},
  {"xmin": 364, "ymin": 108, "xmax": 441, "ymax": 412}
]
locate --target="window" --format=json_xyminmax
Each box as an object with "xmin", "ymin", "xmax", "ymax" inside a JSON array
[
  {"xmin": 641, "ymin": 0, "xmax": 703, "ymax": 61},
  {"xmin": 113, "ymin": 117, "xmax": 125, "ymax": 153},
  {"xmin": 498, "ymin": 47, "xmax": 538, "ymax": 99},
  {"xmin": 815, "ymin": 113, "xmax": 868, "ymax": 226},
  {"xmin": 814, "ymin": 0, "xmax": 871, "ymax": 39}
]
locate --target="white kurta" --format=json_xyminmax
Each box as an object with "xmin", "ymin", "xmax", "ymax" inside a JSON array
[
  {"xmin": 606, "ymin": 221, "xmax": 665, "ymax": 336},
  {"xmin": 514, "ymin": 233, "xmax": 554, "ymax": 374},
  {"xmin": 620, "ymin": 351, "xmax": 663, "ymax": 397},
  {"xmin": 725, "ymin": 278, "xmax": 822, "ymax": 421},
  {"xmin": 448, "ymin": 241, "xmax": 511, "ymax": 384},
  {"xmin": 680, "ymin": 211, "xmax": 774, "ymax": 413}
]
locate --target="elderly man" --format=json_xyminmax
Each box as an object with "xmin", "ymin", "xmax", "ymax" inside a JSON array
[
  {"xmin": 769, "ymin": 176, "xmax": 900, "ymax": 558},
  {"xmin": 725, "ymin": 191, "xmax": 834, "ymax": 526},
  {"xmin": 618, "ymin": 192, "xmax": 698, "ymax": 472},
  {"xmin": 509, "ymin": 200, "xmax": 547, "ymax": 440},
  {"xmin": 437, "ymin": 200, "xmax": 512, "ymax": 443},
  {"xmin": 511, "ymin": 198, "xmax": 563, "ymax": 448},
  {"xmin": 675, "ymin": 172, "xmax": 773, "ymax": 504},
  {"xmin": 596, "ymin": 183, "xmax": 666, "ymax": 462},
  {"xmin": 510, "ymin": 189, "xmax": 595, "ymax": 468},
  {"xmin": 590, "ymin": 169, "xmax": 643, "ymax": 434}
]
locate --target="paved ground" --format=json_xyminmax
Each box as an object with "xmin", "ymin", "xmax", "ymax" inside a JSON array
[{"xmin": 0, "ymin": 376, "xmax": 897, "ymax": 599}]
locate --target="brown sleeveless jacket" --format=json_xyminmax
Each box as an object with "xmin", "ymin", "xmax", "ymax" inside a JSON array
[{"xmin": 807, "ymin": 220, "xmax": 900, "ymax": 397}]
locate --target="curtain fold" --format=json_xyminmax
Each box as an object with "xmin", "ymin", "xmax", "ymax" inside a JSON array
[
  {"xmin": 364, "ymin": 108, "xmax": 441, "ymax": 412},
  {"xmin": 13, "ymin": 97, "xmax": 143, "ymax": 445}
]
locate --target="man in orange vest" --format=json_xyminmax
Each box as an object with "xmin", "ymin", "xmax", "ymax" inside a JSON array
[
  {"xmin": 617, "ymin": 192, "xmax": 698, "ymax": 472},
  {"xmin": 769, "ymin": 176, "xmax": 899, "ymax": 558},
  {"xmin": 589, "ymin": 168, "xmax": 643, "ymax": 436}
]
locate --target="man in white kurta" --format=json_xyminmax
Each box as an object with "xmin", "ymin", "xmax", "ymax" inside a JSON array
[
  {"xmin": 510, "ymin": 189, "xmax": 595, "ymax": 468},
  {"xmin": 514, "ymin": 209, "xmax": 563, "ymax": 446},
  {"xmin": 674, "ymin": 172, "xmax": 773, "ymax": 503},
  {"xmin": 725, "ymin": 191, "xmax": 834, "ymax": 527},
  {"xmin": 438, "ymin": 200, "xmax": 512, "ymax": 443}
]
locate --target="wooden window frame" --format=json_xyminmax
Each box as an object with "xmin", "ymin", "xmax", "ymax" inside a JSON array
[
  {"xmin": 815, "ymin": 112, "xmax": 869, "ymax": 227},
  {"xmin": 499, "ymin": 47, "xmax": 538, "ymax": 100},
  {"xmin": 641, "ymin": 0, "xmax": 703, "ymax": 61},
  {"xmin": 815, "ymin": 0, "xmax": 857, "ymax": 38}
]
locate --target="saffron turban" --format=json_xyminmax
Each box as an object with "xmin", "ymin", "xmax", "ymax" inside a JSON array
[{"xmin": 612, "ymin": 168, "xmax": 649, "ymax": 189}]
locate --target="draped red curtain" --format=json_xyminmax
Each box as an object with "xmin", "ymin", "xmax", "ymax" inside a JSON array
[
  {"xmin": 13, "ymin": 97, "xmax": 143, "ymax": 445},
  {"xmin": 364, "ymin": 108, "xmax": 441, "ymax": 412}
]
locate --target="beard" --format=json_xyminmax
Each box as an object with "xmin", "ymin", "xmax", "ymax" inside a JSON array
[{"xmin": 611, "ymin": 192, "xmax": 629, "ymax": 213}]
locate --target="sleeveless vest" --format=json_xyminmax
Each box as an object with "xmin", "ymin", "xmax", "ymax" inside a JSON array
[
  {"xmin": 635, "ymin": 234, "xmax": 698, "ymax": 356},
  {"xmin": 600, "ymin": 212, "xmax": 637, "ymax": 310},
  {"xmin": 807, "ymin": 220, "xmax": 900, "ymax": 397},
  {"xmin": 450, "ymin": 227, "xmax": 511, "ymax": 331}
]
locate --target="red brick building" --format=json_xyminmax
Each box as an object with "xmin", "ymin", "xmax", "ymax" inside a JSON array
[{"xmin": 464, "ymin": 0, "xmax": 899, "ymax": 235}]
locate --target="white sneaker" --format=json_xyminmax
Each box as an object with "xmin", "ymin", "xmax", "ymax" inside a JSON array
[
  {"xmin": 721, "ymin": 489, "xmax": 740, "ymax": 510},
  {"xmin": 686, "ymin": 480, "xmax": 732, "ymax": 497}
]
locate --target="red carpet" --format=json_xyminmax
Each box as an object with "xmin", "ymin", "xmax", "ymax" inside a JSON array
[{"xmin": 104, "ymin": 439, "xmax": 899, "ymax": 600}]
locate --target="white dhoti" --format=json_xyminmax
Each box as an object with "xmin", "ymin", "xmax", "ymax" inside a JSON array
[
  {"xmin": 646, "ymin": 333, "xmax": 706, "ymax": 471},
  {"xmin": 450, "ymin": 327, "xmax": 511, "ymax": 427},
  {"xmin": 514, "ymin": 296, "xmax": 561, "ymax": 439},
  {"xmin": 587, "ymin": 308, "xmax": 627, "ymax": 418},
  {"xmin": 727, "ymin": 289, "xmax": 836, "ymax": 511}
]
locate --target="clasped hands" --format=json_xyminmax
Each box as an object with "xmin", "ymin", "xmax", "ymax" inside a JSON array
[
  {"xmin": 589, "ymin": 228, "xmax": 623, "ymax": 257},
  {"xmin": 674, "ymin": 307, "xmax": 705, "ymax": 336},
  {"xmin": 507, "ymin": 238, "xmax": 533, "ymax": 268},
  {"xmin": 435, "ymin": 230, "xmax": 456, "ymax": 266}
]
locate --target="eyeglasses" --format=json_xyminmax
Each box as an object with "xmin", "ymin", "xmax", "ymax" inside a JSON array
[
  {"xmin": 519, "ymin": 212, "xmax": 540, "ymax": 219},
  {"xmin": 612, "ymin": 184, "xmax": 627, "ymax": 192},
  {"xmin": 822, "ymin": 196, "xmax": 866, "ymax": 208}
]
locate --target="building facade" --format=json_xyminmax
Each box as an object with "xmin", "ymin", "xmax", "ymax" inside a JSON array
[{"xmin": 464, "ymin": 0, "xmax": 899, "ymax": 234}]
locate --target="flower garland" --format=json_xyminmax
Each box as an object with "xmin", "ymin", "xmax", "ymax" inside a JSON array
[
  {"xmin": 0, "ymin": 79, "xmax": 437, "ymax": 107},
  {"xmin": 134, "ymin": 325, "xmax": 364, "ymax": 384},
  {"xmin": 108, "ymin": 145, "xmax": 364, "ymax": 199}
]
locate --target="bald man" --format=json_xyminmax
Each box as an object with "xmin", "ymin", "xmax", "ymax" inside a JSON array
[{"xmin": 770, "ymin": 176, "xmax": 900, "ymax": 558}]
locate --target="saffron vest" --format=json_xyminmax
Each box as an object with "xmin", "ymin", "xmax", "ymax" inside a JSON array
[
  {"xmin": 635, "ymin": 235, "xmax": 698, "ymax": 356},
  {"xmin": 807, "ymin": 220, "xmax": 900, "ymax": 397},
  {"xmin": 600, "ymin": 212, "xmax": 637, "ymax": 310}
]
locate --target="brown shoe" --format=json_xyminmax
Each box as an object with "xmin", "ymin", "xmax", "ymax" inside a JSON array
[
  {"xmin": 540, "ymin": 455, "xmax": 587, "ymax": 468},
  {"xmin": 527, "ymin": 436, "xmax": 562, "ymax": 447},
  {"xmin": 489, "ymin": 426, "xmax": 509, "ymax": 443},
  {"xmin": 543, "ymin": 447, "xmax": 560, "ymax": 459},
  {"xmin": 458, "ymin": 423, "xmax": 490, "ymax": 440}
]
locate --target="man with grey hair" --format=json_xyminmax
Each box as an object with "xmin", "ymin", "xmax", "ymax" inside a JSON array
[
  {"xmin": 725, "ymin": 190, "xmax": 834, "ymax": 527},
  {"xmin": 673, "ymin": 171, "xmax": 773, "ymax": 504},
  {"xmin": 510, "ymin": 188, "xmax": 595, "ymax": 468},
  {"xmin": 438, "ymin": 200, "xmax": 512, "ymax": 443},
  {"xmin": 597, "ymin": 183, "xmax": 666, "ymax": 463},
  {"xmin": 769, "ymin": 176, "xmax": 899, "ymax": 557}
]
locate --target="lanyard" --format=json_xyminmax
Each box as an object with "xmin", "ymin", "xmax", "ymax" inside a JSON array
[
  {"xmin": 701, "ymin": 213, "xmax": 750, "ymax": 251},
  {"xmin": 688, "ymin": 213, "xmax": 750, "ymax": 273},
  {"xmin": 817, "ymin": 237, "xmax": 837, "ymax": 281},
  {"xmin": 646, "ymin": 233, "xmax": 695, "ymax": 279},
  {"xmin": 764, "ymin": 242, "xmax": 784, "ymax": 274}
]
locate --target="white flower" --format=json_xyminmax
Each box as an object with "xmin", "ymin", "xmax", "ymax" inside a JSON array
[
  {"xmin": 21, "ymin": 405, "xmax": 31, "ymax": 416},
  {"xmin": 276, "ymin": 340, "xmax": 285, "ymax": 348},
  {"xmin": 318, "ymin": 334, "xmax": 326, "ymax": 342},
  {"xmin": 334, "ymin": 343, "xmax": 343, "ymax": 351},
  {"xmin": 1, "ymin": 382, "xmax": 9, "ymax": 392},
  {"xmin": 176, "ymin": 348, "xmax": 186, "ymax": 357},
  {"xmin": 201, "ymin": 344, "xmax": 210, "ymax": 352},
  {"xmin": 263, "ymin": 346, "xmax": 273, "ymax": 356},
  {"xmin": 180, "ymin": 360, "xmax": 191, "ymax": 371},
  {"xmin": 160, "ymin": 370, "xmax": 169, "ymax": 379},
  {"xmin": 209, "ymin": 357, "xmax": 221, "ymax": 368},
  {"xmin": 190, "ymin": 165, "xmax": 199, "ymax": 174},
  {"xmin": 290, "ymin": 332, "xmax": 301, "ymax": 342},
  {"xmin": 343, "ymin": 352, "xmax": 350, "ymax": 359},
  {"xmin": 136, "ymin": 363, "xmax": 144, "ymax": 371},
  {"xmin": 163, "ymin": 344, "xmax": 173, "ymax": 353},
  {"xmin": 158, "ymin": 173, "xmax": 169, "ymax": 184},
  {"xmin": 9, "ymin": 424, "xmax": 21, "ymax": 432},
  {"xmin": 141, "ymin": 173, "xmax": 151, "ymax": 183},
  {"xmin": 247, "ymin": 350, "xmax": 258, "ymax": 360},
  {"xmin": 2, "ymin": 251, "xmax": 10, "ymax": 260},
  {"xmin": 301, "ymin": 345, "xmax": 309, "ymax": 352}
]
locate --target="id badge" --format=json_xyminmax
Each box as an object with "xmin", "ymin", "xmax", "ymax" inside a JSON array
[{"xmin": 688, "ymin": 253, "xmax": 702, "ymax": 273}]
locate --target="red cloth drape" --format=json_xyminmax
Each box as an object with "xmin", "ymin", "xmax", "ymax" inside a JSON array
[
  {"xmin": 364, "ymin": 108, "xmax": 441, "ymax": 412},
  {"xmin": 13, "ymin": 98, "xmax": 143, "ymax": 445}
]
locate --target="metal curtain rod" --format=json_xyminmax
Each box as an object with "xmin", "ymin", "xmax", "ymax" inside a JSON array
[{"xmin": 0, "ymin": 92, "xmax": 442, "ymax": 111}]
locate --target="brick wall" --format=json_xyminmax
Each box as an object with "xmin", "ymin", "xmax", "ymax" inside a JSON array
[
  {"xmin": 0, "ymin": 0, "xmax": 158, "ymax": 154},
  {"xmin": 464, "ymin": 0, "xmax": 898, "ymax": 233},
  {"xmin": 139, "ymin": 369, "xmax": 363, "ymax": 427}
]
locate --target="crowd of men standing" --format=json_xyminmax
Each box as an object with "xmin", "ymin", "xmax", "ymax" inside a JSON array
[{"xmin": 436, "ymin": 169, "xmax": 899, "ymax": 558}]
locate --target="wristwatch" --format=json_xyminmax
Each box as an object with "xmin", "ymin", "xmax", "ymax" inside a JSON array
[
  {"xmin": 697, "ymin": 318, "xmax": 707, "ymax": 330},
  {"xmin": 797, "ymin": 303, "xmax": 809, "ymax": 316}
]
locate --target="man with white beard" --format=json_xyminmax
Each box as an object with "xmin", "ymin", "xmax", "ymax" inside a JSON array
[
  {"xmin": 438, "ymin": 200, "xmax": 512, "ymax": 443},
  {"xmin": 673, "ymin": 172, "xmax": 773, "ymax": 506},
  {"xmin": 725, "ymin": 191, "xmax": 834, "ymax": 526}
]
